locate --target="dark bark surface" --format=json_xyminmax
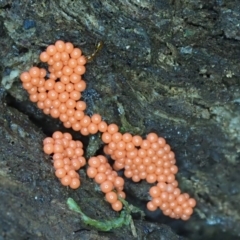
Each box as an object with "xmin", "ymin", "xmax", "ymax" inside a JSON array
[{"xmin": 0, "ymin": 1, "xmax": 240, "ymax": 239}]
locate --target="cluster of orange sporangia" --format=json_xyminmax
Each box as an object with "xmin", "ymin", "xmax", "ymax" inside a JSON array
[
  {"xmin": 20, "ymin": 40, "xmax": 196, "ymax": 218},
  {"xmin": 102, "ymin": 128, "xmax": 196, "ymax": 220},
  {"xmin": 20, "ymin": 40, "xmax": 105, "ymax": 135},
  {"xmin": 87, "ymin": 155, "xmax": 126, "ymax": 211},
  {"xmin": 43, "ymin": 131, "xmax": 86, "ymax": 189}
]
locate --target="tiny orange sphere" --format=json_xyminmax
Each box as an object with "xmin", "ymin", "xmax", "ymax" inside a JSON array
[
  {"xmin": 76, "ymin": 101, "xmax": 87, "ymax": 111},
  {"xmin": 68, "ymin": 140, "xmax": 76, "ymax": 149},
  {"xmin": 152, "ymin": 197, "xmax": 163, "ymax": 207},
  {"xmin": 43, "ymin": 137, "xmax": 54, "ymax": 145},
  {"xmin": 66, "ymin": 109, "xmax": 75, "ymax": 117},
  {"xmin": 122, "ymin": 133, "xmax": 133, "ymax": 143},
  {"xmin": 20, "ymin": 72, "xmax": 31, "ymax": 83},
  {"xmin": 50, "ymin": 108, "xmax": 60, "ymax": 118},
  {"xmin": 141, "ymin": 139, "xmax": 151, "ymax": 150},
  {"xmin": 53, "ymin": 61, "xmax": 63, "ymax": 71},
  {"xmin": 107, "ymin": 124, "xmax": 119, "ymax": 134},
  {"xmin": 87, "ymin": 122, "xmax": 98, "ymax": 134},
  {"xmin": 40, "ymin": 51, "xmax": 50, "ymax": 62},
  {"xmin": 43, "ymin": 108, "xmax": 50, "ymax": 115},
  {"xmin": 62, "ymin": 156, "xmax": 70, "ymax": 165},
  {"xmin": 59, "ymin": 103, "xmax": 67, "ymax": 113},
  {"xmin": 80, "ymin": 115, "xmax": 91, "ymax": 127},
  {"xmin": 188, "ymin": 198, "xmax": 196, "ymax": 208},
  {"xmin": 61, "ymin": 175, "xmax": 72, "ymax": 186},
  {"xmin": 88, "ymin": 157, "xmax": 101, "ymax": 168},
  {"xmin": 52, "ymin": 131, "xmax": 63, "ymax": 140},
  {"xmin": 174, "ymin": 205, "xmax": 183, "ymax": 216},
  {"xmin": 43, "ymin": 143, "xmax": 54, "ymax": 154},
  {"xmin": 37, "ymin": 92, "xmax": 47, "ymax": 102},
  {"xmin": 61, "ymin": 52, "xmax": 70, "ymax": 62},
  {"xmin": 117, "ymin": 191, "xmax": 126, "ymax": 199},
  {"xmin": 70, "ymin": 177, "xmax": 81, "ymax": 189},
  {"xmin": 132, "ymin": 174, "xmax": 141, "ymax": 182},
  {"xmin": 53, "ymin": 153, "xmax": 63, "ymax": 161},
  {"xmin": 28, "ymin": 86, "xmax": 37, "ymax": 95},
  {"xmin": 147, "ymin": 132, "xmax": 158, "ymax": 143},
  {"xmin": 65, "ymin": 147, "xmax": 74, "ymax": 158},
  {"xmin": 70, "ymin": 90, "xmax": 81, "ymax": 101},
  {"xmin": 29, "ymin": 67, "xmax": 40, "ymax": 78},
  {"xmin": 53, "ymin": 159, "xmax": 64, "ymax": 169},
  {"xmin": 68, "ymin": 58, "xmax": 77, "ymax": 69},
  {"xmin": 147, "ymin": 201, "xmax": 157, "ymax": 211},
  {"xmin": 105, "ymin": 191, "xmax": 118, "ymax": 204},
  {"xmin": 98, "ymin": 164, "xmax": 107, "ymax": 173},
  {"xmin": 91, "ymin": 114, "xmax": 102, "ymax": 124},
  {"xmin": 38, "ymin": 79, "xmax": 45, "ymax": 87},
  {"xmin": 68, "ymin": 169, "xmax": 78, "ymax": 179},
  {"xmin": 98, "ymin": 121, "xmax": 108, "ymax": 132},
  {"xmin": 125, "ymin": 142, "xmax": 135, "ymax": 152},
  {"xmin": 176, "ymin": 195, "xmax": 186, "ymax": 205},
  {"xmin": 87, "ymin": 167, "xmax": 98, "ymax": 178},
  {"xmin": 112, "ymin": 132, "xmax": 122, "ymax": 143},
  {"xmin": 114, "ymin": 176, "xmax": 124, "ymax": 188},
  {"xmin": 22, "ymin": 82, "xmax": 32, "ymax": 90},
  {"xmin": 66, "ymin": 99, "xmax": 76, "ymax": 109},
  {"xmin": 53, "ymin": 144, "xmax": 64, "ymax": 153},
  {"xmin": 132, "ymin": 135, "xmax": 142, "ymax": 146},
  {"xmin": 65, "ymin": 42, "xmax": 74, "ymax": 54},
  {"xmin": 73, "ymin": 110, "xmax": 84, "ymax": 121},
  {"xmin": 74, "ymin": 147, "xmax": 84, "ymax": 157},
  {"xmin": 158, "ymin": 137, "xmax": 166, "ymax": 147},
  {"xmin": 70, "ymin": 48, "xmax": 82, "ymax": 59},
  {"xmin": 74, "ymin": 65, "xmax": 86, "ymax": 75},
  {"xmin": 70, "ymin": 73, "xmax": 81, "ymax": 83},
  {"xmin": 29, "ymin": 93, "xmax": 38, "ymax": 102},
  {"xmin": 63, "ymin": 132, "xmax": 72, "ymax": 140},
  {"xmin": 47, "ymin": 90, "xmax": 58, "ymax": 101},
  {"xmin": 60, "ymin": 75, "xmax": 70, "ymax": 84},
  {"xmin": 44, "ymin": 79, "xmax": 55, "ymax": 90},
  {"xmin": 59, "ymin": 113, "xmax": 68, "ymax": 123},
  {"xmin": 181, "ymin": 214, "xmax": 190, "ymax": 221},
  {"xmin": 55, "ymin": 40, "xmax": 66, "ymax": 52},
  {"xmin": 62, "ymin": 66, "xmax": 73, "ymax": 76},
  {"xmin": 126, "ymin": 148, "xmax": 138, "ymax": 159},
  {"xmin": 111, "ymin": 200, "xmax": 123, "ymax": 212},
  {"xmin": 100, "ymin": 180, "xmax": 114, "ymax": 193},
  {"xmin": 94, "ymin": 172, "xmax": 107, "ymax": 184},
  {"xmin": 46, "ymin": 45, "xmax": 57, "ymax": 56},
  {"xmin": 52, "ymin": 52, "xmax": 61, "ymax": 62},
  {"xmin": 74, "ymin": 80, "xmax": 86, "ymax": 92},
  {"xmin": 102, "ymin": 132, "xmax": 112, "ymax": 143},
  {"xmin": 149, "ymin": 186, "xmax": 160, "ymax": 198},
  {"xmin": 47, "ymin": 57, "xmax": 55, "ymax": 66},
  {"xmin": 71, "ymin": 159, "xmax": 81, "ymax": 170},
  {"xmin": 77, "ymin": 55, "xmax": 87, "ymax": 65},
  {"xmin": 59, "ymin": 91, "xmax": 69, "ymax": 103},
  {"xmin": 55, "ymin": 168, "xmax": 66, "ymax": 178},
  {"xmin": 146, "ymin": 173, "xmax": 157, "ymax": 184},
  {"xmin": 79, "ymin": 156, "xmax": 86, "ymax": 166}
]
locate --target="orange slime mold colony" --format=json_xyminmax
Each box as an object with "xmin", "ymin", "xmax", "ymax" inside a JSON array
[{"xmin": 20, "ymin": 40, "xmax": 196, "ymax": 219}]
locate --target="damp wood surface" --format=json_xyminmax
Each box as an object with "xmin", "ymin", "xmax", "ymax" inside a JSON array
[{"xmin": 0, "ymin": 1, "xmax": 240, "ymax": 239}]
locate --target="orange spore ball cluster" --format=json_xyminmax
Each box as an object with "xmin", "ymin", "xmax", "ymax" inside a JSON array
[
  {"xmin": 103, "ymin": 131, "xmax": 196, "ymax": 219},
  {"xmin": 22, "ymin": 40, "xmax": 196, "ymax": 219},
  {"xmin": 148, "ymin": 183, "xmax": 196, "ymax": 220},
  {"xmin": 87, "ymin": 155, "xmax": 125, "ymax": 211},
  {"xmin": 43, "ymin": 131, "xmax": 86, "ymax": 189},
  {"xmin": 20, "ymin": 40, "xmax": 101, "ymax": 134},
  {"xmin": 103, "ymin": 132, "xmax": 174, "ymax": 183}
]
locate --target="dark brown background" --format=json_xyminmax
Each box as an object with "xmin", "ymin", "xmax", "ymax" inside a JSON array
[{"xmin": 0, "ymin": 1, "xmax": 240, "ymax": 239}]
